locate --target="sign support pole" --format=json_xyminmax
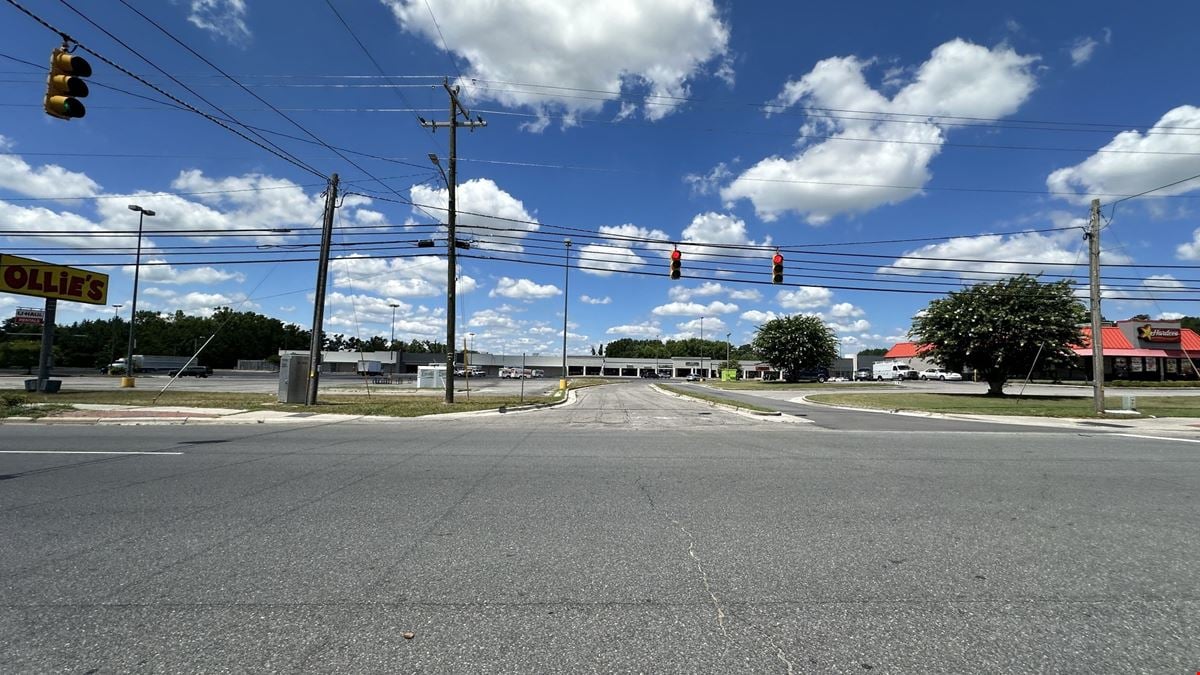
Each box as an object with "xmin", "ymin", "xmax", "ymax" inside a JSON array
[{"xmin": 36, "ymin": 297, "xmax": 57, "ymax": 391}]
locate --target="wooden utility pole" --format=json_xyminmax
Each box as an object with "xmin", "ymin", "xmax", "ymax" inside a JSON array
[
  {"xmin": 420, "ymin": 79, "xmax": 486, "ymax": 404},
  {"xmin": 1088, "ymin": 198, "xmax": 1105, "ymax": 414},
  {"xmin": 306, "ymin": 173, "xmax": 339, "ymax": 405}
]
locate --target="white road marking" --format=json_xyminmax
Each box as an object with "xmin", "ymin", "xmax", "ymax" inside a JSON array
[
  {"xmin": 1113, "ymin": 434, "xmax": 1200, "ymax": 445},
  {"xmin": 0, "ymin": 450, "xmax": 183, "ymax": 455}
]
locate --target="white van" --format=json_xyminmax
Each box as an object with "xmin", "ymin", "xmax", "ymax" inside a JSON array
[{"xmin": 872, "ymin": 361, "xmax": 916, "ymax": 381}]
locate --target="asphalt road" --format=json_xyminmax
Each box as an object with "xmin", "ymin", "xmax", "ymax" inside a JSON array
[{"xmin": 1, "ymin": 383, "xmax": 1196, "ymax": 672}]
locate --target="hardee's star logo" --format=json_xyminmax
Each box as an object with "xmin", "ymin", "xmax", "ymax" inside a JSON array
[{"xmin": 1137, "ymin": 324, "xmax": 1153, "ymax": 340}]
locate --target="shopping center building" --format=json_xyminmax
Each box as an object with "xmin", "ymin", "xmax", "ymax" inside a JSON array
[{"xmin": 883, "ymin": 319, "xmax": 1200, "ymax": 382}]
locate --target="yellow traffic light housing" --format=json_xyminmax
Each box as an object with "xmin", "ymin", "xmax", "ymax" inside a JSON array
[{"xmin": 45, "ymin": 47, "xmax": 92, "ymax": 120}]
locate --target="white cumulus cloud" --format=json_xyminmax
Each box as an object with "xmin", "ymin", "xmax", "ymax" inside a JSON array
[
  {"xmin": 490, "ymin": 276, "xmax": 561, "ymax": 300},
  {"xmin": 722, "ymin": 39, "xmax": 1038, "ymax": 224},
  {"xmin": 382, "ymin": 0, "xmax": 730, "ymax": 126},
  {"xmin": 125, "ymin": 260, "xmax": 245, "ymax": 285},
  {"xmin": 652, "ymin": 300, "xmax": 739, "ymax": 316},
  {"xmin": 186, "ymin": 0, "xmax": 251, "ymax": 43},
  {"xmin": 777, "ymin": 287, "xmax": 833, "ymax": 310},
  {"xmin": 1049, "ymin": 106, "xmax": 1200, "ymax": 208},
  {"xmin": 605, "ymin": 323, "xmax": 662, "ymax": 338},
  {"xmin": 577, "ymin": 224, "xmax": 671, "ymax": 276},
  {"xmin": 410, "ymin": 178, "xmax": 540, "ymax": 251},
  {"xmin": 580, "ymin": 295, "xmax": 611, "ymax": 305},
  {"xmin": 741, "ymin": 310, "xmax": 780, "ymax": 324},
  {"xmin": 0, "ymin": 136, "xmax": 101, "ymax": 200}
]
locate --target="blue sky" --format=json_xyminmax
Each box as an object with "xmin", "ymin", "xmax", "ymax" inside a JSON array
[{"xmin": 2, "ymin": 0, "xmax": 1199, "ymax": 357}]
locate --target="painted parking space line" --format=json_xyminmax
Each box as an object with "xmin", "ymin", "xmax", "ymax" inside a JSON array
[
  {"xmin": 1113, "ymin": 434, "xmax": 1200, "ymax": 445},
  {"xmin": 0, "ymin": 450, "xmax": 184, "ymax": 455}
]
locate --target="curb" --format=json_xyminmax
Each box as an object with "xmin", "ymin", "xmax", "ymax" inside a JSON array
[
  {"xmin": 793, "ymin": 395, "xmax": 1186, "ymax": 432},
  {"xmin": 652, "ymin": 384, "xmax": 809, "ymax": 424}
]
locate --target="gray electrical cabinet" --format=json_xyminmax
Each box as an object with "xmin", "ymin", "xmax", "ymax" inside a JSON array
[{"xmin": 278, "ymin": 354, "xmax": 310, "ymax": 403}]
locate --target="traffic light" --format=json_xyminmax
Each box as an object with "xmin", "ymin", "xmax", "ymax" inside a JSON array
[
  {"xmin": 44, "ymin": 47, "xmax": 92, "ymax": 120},
  {"xmin": 669, "ymin": 248, "xmax": 681, "ymax": 280},
  {"xmin": 772, "ymin": 252, "xmax": 784, "ymax": 284}
]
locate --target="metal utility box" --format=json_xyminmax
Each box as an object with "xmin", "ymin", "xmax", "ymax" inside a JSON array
[{"xmin": 278, "ymin": 354, "xmax": 310, "ymax": 403}]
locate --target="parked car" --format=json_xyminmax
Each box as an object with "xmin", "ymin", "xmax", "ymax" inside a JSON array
[
  {"xmin": 640, "ymin": 371, "xmax": 660, "ymax": 378},
  {"xmin": 685, "ymin": 374, "xmax": 700, "ymax": 382},
  {"xmin": 853, "ymin": 369, "xmax": 872, "ymax": 381},
  {"xmin": 168, "ymin": 364, "xmax": 210, "ymax": 378},
  {"xmin": 789, "ymin": 367, "xmax": 829, "ymax": 383},
  {"xmin": 919, "ymin": 368, "xmax": 962, "ymax": 381}
]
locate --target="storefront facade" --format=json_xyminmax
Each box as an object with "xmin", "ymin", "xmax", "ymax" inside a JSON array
[{"xmin": 1075, "ymin": 320, "xmax": 1200, "ymax": 381}]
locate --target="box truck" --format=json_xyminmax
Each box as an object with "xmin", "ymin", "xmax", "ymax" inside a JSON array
[{"xmin": 104, "ymin": 355, "xmax": 195, "ymax": 374}]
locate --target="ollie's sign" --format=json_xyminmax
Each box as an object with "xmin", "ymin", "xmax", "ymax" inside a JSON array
[
  {"xmin": 1136, "ymin": 324, "xmax": 1181, "ymax": 343},
  {"xmin": 0, "ymin": 253, "xmax": 108, "ymax": 305}
]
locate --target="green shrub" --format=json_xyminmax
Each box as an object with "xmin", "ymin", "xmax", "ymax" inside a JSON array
[
  {"xmin": 1, "ymin": 392, "xmax": 28, "ymax": 408},
  {"xmin": 1109, "ymin": 380, "xmax": 1200, "ymax": 388}
]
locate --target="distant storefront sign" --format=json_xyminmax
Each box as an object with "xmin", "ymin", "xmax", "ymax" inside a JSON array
[
  {"xmin": 1137, "ymin": 324, "xmax": 1180, "ymax": 343},
  {"xmin": 13, "ymin": 307, "xmax": 44, "ymax": 325},
  {"xmin": 1, "ymin": 253, "xmax": 109, "ymax": 305}
]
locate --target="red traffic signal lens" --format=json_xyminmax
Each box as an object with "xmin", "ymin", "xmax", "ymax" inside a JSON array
[
  {"xmin": 772, "ymin": 253, "xmax": 783, "ymax": 264},
  {"xmin": 671, "ymin": 249, "xmax": 681, "ymax": 260}
]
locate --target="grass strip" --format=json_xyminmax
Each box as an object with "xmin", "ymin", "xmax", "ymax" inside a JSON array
[
  {"xmin": 1, "ymin": 388, "xmax": 558, "ymax": 418},
  {"xmin": 806, "ymin": 392, "xmax": 1200, "ymax": 418},
  {"xmin": 706, "ymin": 380, "xmax": 896, "ymax": 391},
  {"xmin": 658, "ymin": 384, "xmax": 777, "ymax": 413}
]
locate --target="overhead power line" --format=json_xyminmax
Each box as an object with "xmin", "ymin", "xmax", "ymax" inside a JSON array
[{"xmin": 3, "ymin": 0, "xmax": 327, "ymax": 179}]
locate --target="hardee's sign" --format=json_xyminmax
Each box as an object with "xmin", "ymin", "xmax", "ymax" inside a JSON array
[
  {"xmin": 1136, "ymin": 324, "xmax": 1180, "ymax": 343},
  {"xmin": 0, "ymin": 253, "xmax": 109, "ymax": 305}
]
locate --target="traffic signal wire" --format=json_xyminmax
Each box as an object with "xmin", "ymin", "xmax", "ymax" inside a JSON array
[
  {"xmin": 110, "ymin": 0, "xmax": 422, "ymax": 208},
  {"xmin": 3, "ymin": 0, "xmax": 327, "ymax": 180}
]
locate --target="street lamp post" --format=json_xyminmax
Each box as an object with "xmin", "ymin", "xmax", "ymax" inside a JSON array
[
  {"xmin": 699, "ymin": 315, "xmax": 704, "ymax": 379},
  {"xmin": 465, "ymin": 332, "xmax": 475, "ymax": 400},
  {"xmin": 389, "ymin": 302, "xmax": 400, "ymax": 374},
  {"xmin": 561, "ymin": 238, "xmax": 571, "ymax": 390},
  {"xmin": 726, "ymin": 332, "xmax": 731, "ymax": 378},
  {"xmin": 123, "ymin": 205, "xmax": 154, "ymax": 387},
  {"xmin": 109, "ymin": 304, "xmax": 122, "ymax": 369}
]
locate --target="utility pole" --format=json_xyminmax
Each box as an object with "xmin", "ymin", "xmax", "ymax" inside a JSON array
[
  {"xmin": 1088, "ymin": 198, "xmax": 1105, "ymax": 414},
  {"xmin": 306, "ymin": 173, "xmax": 339, "ymax": 406},
  {"xmin": 420, "ymin": 78, "xmax": 486, "ymax": 404}
]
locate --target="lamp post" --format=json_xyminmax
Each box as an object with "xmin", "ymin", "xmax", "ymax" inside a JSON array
[
  {"xmin": 560, "ymin": 238, "xmax": 571, "ymax": 390},
  {"xmin": 465, "ymin": 332, "xmax": 475, "ymax": 400},
  {"xmin": 389, "ymin": 302, "xmax": 400, "ymax": 374},
  {"xmin": 109, "ymin": 304, "xmax": 122, "ymax": 369},
  {"xmin": 123, "ymin": 205, "xmax": 154, "ymax": 387},
  {"xmin": 699, "ymin": 315, "xmax": 704, "ymax": 379},
  {"xmin": 726, "ymin": 331, "xmax": 731, "ymax": 376}
]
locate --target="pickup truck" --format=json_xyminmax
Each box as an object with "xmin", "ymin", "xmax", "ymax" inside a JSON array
[{"xmin": 168, "ymin": 364, "xmax": 211, "ymax": 378}]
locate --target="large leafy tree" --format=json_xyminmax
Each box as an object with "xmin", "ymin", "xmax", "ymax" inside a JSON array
[
  {"xmin": 751, "ymin": 315, "xmax": 838, "ymax": 382},
  {"xmin": 909, "ymin": 274, "xmax": 1086, "ymax": 396}
]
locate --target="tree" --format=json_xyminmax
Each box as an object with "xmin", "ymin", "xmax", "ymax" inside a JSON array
[
  {"xmin": 909, "ymin": 274, "xmax": 1086, "ymax": 396},
  {"xmin": 751, "ymin": 315, "xmax": 838, "ymax": 383},
  {"xmin": 857, "ymin": 348, "xmax": 888, "ymax": 357}
]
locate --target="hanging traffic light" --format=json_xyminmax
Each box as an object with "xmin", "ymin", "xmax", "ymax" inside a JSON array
[
  {"xmin": 669, "ymin": 248, "xmax": 682, "ymax": 280},
  {"xmin": 772, "ymin": 252, "xmax": 784, "ymax": 284},
  {"xmin": 45, "ymin": 46, "xmax": 92, "ymax": 120}
]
